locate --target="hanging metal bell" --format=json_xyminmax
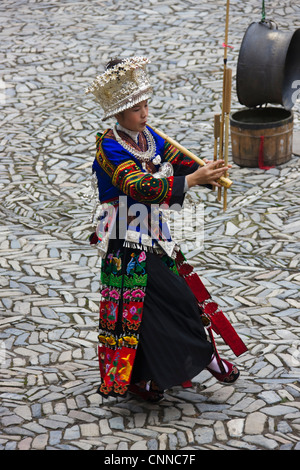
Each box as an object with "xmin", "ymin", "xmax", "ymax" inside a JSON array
[{"xmin": 236, "ymin": 21, "xmax": 300, "ymax": 110}]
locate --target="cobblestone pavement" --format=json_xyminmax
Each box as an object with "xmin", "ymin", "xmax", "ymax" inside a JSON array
[{"xmin": 1, "ymin": 0, "xmax": 300, "ymax": 451}]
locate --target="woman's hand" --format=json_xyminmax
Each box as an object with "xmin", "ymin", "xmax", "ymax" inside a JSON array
[{"xmin": 186, "ymin": 160, "xmax": 231, "ymax": 188}]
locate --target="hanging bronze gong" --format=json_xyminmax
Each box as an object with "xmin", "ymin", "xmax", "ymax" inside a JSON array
[{"xmin": 236, "ymin": 21, "xmax": 300, "ymax": 110}]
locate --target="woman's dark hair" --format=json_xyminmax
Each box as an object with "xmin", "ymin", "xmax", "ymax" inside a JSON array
[{"xmin": 105, "ymin": 57, "xmax": 123, "ymax": 70}]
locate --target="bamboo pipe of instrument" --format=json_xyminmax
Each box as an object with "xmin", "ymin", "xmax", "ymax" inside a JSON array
[
  {"xmin": 217, "ymin": 73, "xmax": 227, "ymax": 201},
  {"xmin": 223, "ymin": 114, "xmax": 230, "ymax": 210},
  {"xmin": 217, "ymin": 115, "xmax": 224, "ymax": 202},
  {"xmin": 148, "ymin": 125, "xmax": 233, "ymax": 189},
  {"xmin": 214, "ymin": 114, "xmax": 221, "ymax": 161},
  {"xmin": 223, "ymin": 67, "xmax": 232, "ymax": 211},
  {"xmin": 218, "ymin": 0, "xmax": 231, "ymax": 203},
  {"xmin": 213, "ymin": 114, "xmax": 221, "ymax": 192}
]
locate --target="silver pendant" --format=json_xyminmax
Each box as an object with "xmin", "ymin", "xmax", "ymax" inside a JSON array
[{"xmin": 152, "ymin": 155, "xmax": 161, "ymax": 165}]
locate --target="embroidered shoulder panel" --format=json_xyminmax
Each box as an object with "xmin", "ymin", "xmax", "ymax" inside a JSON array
[
  {"xmin": 163, "ymin": 141, "xmax": 196, "ymax": 168},
  {"xmin": 95, "ymin": 131, "xmax": 115, "ymax": 179}
]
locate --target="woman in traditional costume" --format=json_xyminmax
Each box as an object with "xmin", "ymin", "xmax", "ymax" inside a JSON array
[{"xmin": 86, "ymin": 57, "xmax": 246, "ymax": 402}]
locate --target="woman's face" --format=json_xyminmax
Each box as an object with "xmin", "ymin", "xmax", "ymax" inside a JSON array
[{"xmin": 116, "ymin": 100, "xmax": 149, "ymax": 132}]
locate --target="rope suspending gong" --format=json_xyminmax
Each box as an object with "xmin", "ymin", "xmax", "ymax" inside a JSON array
[{"xmin": 261, "ymin": 0, "xmax": 266, "ymax": 22}]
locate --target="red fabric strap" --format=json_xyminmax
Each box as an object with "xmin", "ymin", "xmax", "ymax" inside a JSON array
[{"xmin": 176, "ymin": 253, "xmax": 247, "ymax": 357}]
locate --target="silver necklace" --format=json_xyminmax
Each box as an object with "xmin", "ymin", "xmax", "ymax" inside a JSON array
[{"xmin": 113, "ymin": 125, "xmax": 159, "ymax": 167}]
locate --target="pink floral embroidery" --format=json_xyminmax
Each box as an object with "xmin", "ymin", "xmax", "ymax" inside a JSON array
[
  {"xmin": 123, "ymin": 308, "xmax": 128, "ymax": 318},
  {"xmin": 101, "ymin": 287, "xmax": 110, "ymax": 298},
  {"xmin": 131, "ymin": 289, "xmax": 145, "ymax": 298},
  {"xmin": 123, "ymin": 290, "xmax": 131, "ymax": 299},
  {"xmin": 138, "ymin": 251, "xmax": 146, "ymax": 263},
  {"xmin": 109, "ymin": 289, "xmax": 120, "ymax": 300}
]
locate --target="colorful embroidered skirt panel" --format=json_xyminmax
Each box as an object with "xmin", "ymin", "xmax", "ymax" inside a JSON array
[{"xmin": 97, "ymin": 242, "xmax": 149, "ymax": 397}]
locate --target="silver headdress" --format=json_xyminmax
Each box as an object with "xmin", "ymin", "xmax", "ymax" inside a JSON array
[{"xmin": 85, "ymin": 57, "xmax": 152, "ymax": 120}]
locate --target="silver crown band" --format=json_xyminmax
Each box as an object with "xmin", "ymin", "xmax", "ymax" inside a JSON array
[{"xmin": 86, "ymin": 57, "xmax": 153, "ymax": 121}]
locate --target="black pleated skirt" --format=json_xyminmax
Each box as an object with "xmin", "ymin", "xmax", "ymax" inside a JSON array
[{"xmin": 130, "ymin": 250, "xmax": 213, "ymax": 389}]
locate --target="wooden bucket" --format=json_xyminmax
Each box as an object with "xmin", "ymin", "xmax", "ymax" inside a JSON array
[{"xmin": 230, "ymin": 107, "xmax": 293, "ymax": 167}]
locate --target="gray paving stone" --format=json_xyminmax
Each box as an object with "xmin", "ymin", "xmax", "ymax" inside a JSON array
[
  {"xmin": 243, "ymin": 434, "xmax": 279, "ymax": 450},
  {"xmin": 259, "ymin": 405, "xmax": 300, "ymax": 416},
  {"xmin": 258, "ymin": 390, "xmax": 282, "ymax": 404},
  {"xmin": 194, "ymin": 426, "xmax": 214, "ymax": 444},
  {"xmin": 244, "ymin": 412, "xmax": 267, "ymax": 435},
  {"xmin": 63, "ymin": 425, "xmax": 80, "ymax": 440}
]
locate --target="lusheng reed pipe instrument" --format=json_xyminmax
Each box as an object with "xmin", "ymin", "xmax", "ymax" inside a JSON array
[{"xmin": 148, "ymin": 125, "xmax": 233, "ymax": 190}]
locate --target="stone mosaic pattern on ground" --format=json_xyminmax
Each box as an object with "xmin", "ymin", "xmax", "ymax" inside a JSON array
[{"xmin": 0, "ymin": 0, "xmax": 300, "ymax": 450}]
